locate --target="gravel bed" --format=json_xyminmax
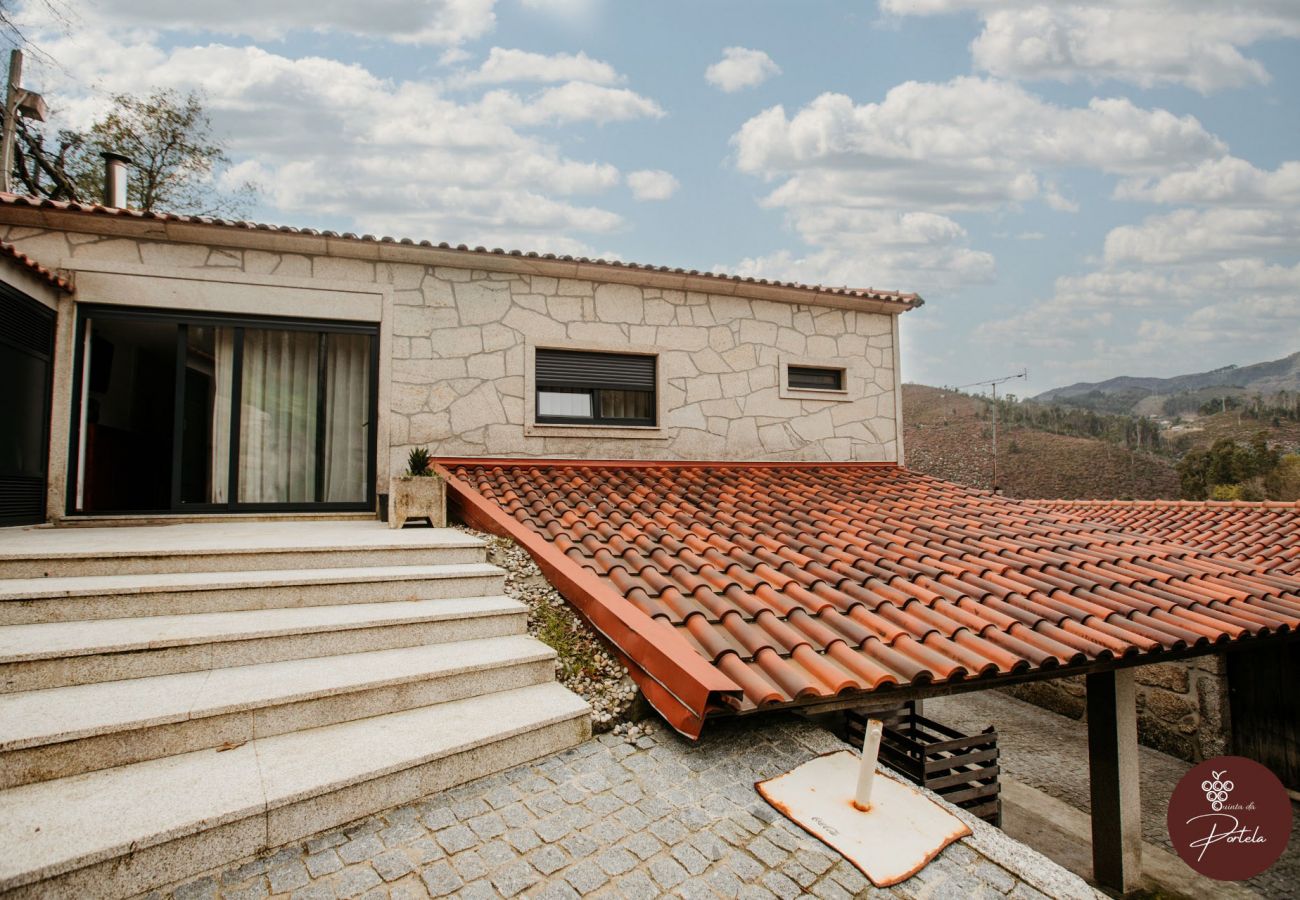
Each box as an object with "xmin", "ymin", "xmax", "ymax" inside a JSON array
[{"xmin": 457, "ymin": 526, "xmax": 639, "ymax": 731}]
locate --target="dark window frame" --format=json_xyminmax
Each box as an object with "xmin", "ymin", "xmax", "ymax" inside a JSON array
[
  {"xmin": 787, "ymin": 364, "xmax": 846, "ymax": 392},
  {"xmin": 0, "ymin": 282, "xmax": 55, "ymax": 526},
  {"xmin": 67, "ymin": 304, "xmax": 379, "ymax": 516},
  {"xmin": 534, "ymin": 348, "xmax": 657, "ymax": 427}
]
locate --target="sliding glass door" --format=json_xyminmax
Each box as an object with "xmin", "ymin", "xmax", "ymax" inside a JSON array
[{"xmin": 71, "ymin": 306, "xmax": 377, "ymax": 514}]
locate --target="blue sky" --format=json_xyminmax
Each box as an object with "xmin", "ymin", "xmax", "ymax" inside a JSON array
[{"xmin": 20, "ymin": 0, "xmax": 1300, "ymax": 395}]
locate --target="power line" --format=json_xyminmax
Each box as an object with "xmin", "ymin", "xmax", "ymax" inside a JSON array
[
  {"xmin": 946, "ymin": 369, "xmax": 1028, "ymax": 493},
  {"xmin": 950, "ymin": 369, "xmax": 1029, "ymax": 393}
]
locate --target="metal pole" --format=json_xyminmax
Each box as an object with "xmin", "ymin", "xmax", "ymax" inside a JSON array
[
  {"xmin": 991, "ymin": 381, "xmax": 998, "ymax": 493},
  {"xmin": 853, "ymin": 718, "xmax": 884, "ymax": 811},
  {"xmin": 1, "ymin": 49, "xmax": 23, "ymax": 194}
]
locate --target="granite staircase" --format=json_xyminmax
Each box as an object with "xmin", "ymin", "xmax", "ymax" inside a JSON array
[{"xmin": 0, "ymin": 522, "xmax": 590, "ymax": 899}]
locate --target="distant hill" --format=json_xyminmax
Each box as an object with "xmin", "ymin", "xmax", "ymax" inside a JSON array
[
  {"xmin": 903, "ymin": 384, "xmax": 1180, "ymax": 500},
  {"xmin": 1034, "ymin": 351, "xmax": 1300, "ymax": 415},
  {"xmin": 1167, "ymin": 402, "xmax": 1300, "ymax": 456}
]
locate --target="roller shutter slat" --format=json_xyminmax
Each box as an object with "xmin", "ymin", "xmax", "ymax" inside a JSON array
[{"xmin": 536, "ymin": 348, "xmax": 655, "ymax": 391}]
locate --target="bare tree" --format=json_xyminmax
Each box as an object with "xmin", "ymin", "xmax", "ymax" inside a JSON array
[{"xmin": 11, "ymin": 89, "xmax": 256, "ymax": 216}]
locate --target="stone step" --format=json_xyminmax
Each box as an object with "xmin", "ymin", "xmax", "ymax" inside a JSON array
[
  {"xmin": 0, "ymin": 682, "xmax": 591, "ymax": 899},
  {"xmin": 0, "ymin": 563, "xmax": 506, "ymax": 625},
  {"xmin": 0, "ymin": 522, "xmax": 486, "ymax": 579},
  {"xmin": 0, "ymin": 596, "xmax": 527, "ymax": 693},
  {"xmin": 0, "ymin": 635, "xmax": 558, "ymax": 788}
]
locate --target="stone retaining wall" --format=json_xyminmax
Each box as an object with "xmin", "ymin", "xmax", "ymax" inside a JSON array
[{"xmin": 1003, "ymin": 656, "xmax": 1230, "ymax": 762}]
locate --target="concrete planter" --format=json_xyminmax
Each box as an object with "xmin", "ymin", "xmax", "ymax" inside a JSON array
[{"xmin": 388, "ymin": 475, "xmax": 446, "ymax": 529}]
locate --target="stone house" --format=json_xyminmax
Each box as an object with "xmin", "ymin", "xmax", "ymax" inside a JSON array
[
  {"xmin": 0, "ymin": 191, "xmax": 930, "ymax": 897},
  {"xmin": 0, "ymin": 194, "xmax": 917, "ymax": 525},
  {"xmin": 1, "ymin": 190, "xmax": 1296, "ymax": 900}
]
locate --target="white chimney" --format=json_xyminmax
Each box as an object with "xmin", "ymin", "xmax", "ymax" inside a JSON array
[{"xmin": 100, "ymin": 152, "xmax": 131, "ymax": 208}]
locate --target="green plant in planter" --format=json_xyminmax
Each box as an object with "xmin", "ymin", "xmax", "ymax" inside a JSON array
[{"xmin": 407, "ymin": 446, "xmax": 432, "ymax": 477}]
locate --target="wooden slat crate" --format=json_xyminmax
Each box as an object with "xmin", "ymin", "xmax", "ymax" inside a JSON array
[{"xmin": 845, "ymin": 702, "xmax": 1002, "ymax": 827}]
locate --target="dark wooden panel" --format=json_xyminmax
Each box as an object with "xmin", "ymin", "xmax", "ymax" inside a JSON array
[
  {"xmin": 846, "ymin": 703, "xmax": 1002, "ymax": 826},
  {"xmin": 1229, "ymin": 642, "xmax": 1300, "ymax": 791}
]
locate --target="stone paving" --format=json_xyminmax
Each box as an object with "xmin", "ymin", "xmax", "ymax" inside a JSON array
[
  {"xmin": 153, "ymin": 715, "xmax": 1099, "ymax": 900},
  {"xmin": 928, "ymin": 689, "xmax": 1299, "ymax": 900}
]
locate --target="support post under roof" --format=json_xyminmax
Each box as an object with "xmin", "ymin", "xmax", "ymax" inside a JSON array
[{"xmin": 1087, "ymin": 669, "xmax": 1142, "ymax": 894}]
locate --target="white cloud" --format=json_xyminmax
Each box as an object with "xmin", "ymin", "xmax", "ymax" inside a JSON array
[
  {"xmin": 457, "ymin": 48, "xmax": 621, "ymax": 86},
  {"xmin": 1043, "ymin": 183, "xmax": 1078, "ymax": 213},
  {"xmin": 1115, "ymin": 157, "xmax": 1300, "ymax": 208},
  {"xmin": 66, "ymin": 0, "xmax": 498, "ymax": 45},
  {"xmin": 880, "ymin": 1, "xmax": 1300, "ymax": 92},
  {"xmin": 27, "ymin": 24, "xmax": 662, "ymax": 254},
  {"xmin": 728, "ymin": 211, "xmax": 996, "ymax": 293},
  {"xmin": 988, "ymin": 264, "xmax": 1300, "ymax": 384},
  {"xmin": 704, "ymin": 47, "xmax": 780, "ymax": 93},
  {"xmin": 438, "ymin": 47, "xmax": 474, "ymax": 66},
  {"xmin": 726, "ymin": 77, "xmax": 1226, "ymax": 290},
  {"xmin": 477, "ymin": 82, "xmax": 663, "ymax": 125},
  {"xmin": 733, "ymin": 80, "xmax": 1223, "ymax": 197},
  {"xmin": 518, "ymin": 0, "xmax": 599, "ymax": 16},
  {"xmin": 626, "ymin": 169, "xmax": 679, "ymax": 201},
  {"xmin": 1103, "ymin": 208, "xmax": 1300, "ymax": 265}
]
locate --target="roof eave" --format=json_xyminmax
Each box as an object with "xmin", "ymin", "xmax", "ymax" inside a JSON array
[{"xmin": 0, "ymin": 194, "xmax": 922, "ymax": 314}]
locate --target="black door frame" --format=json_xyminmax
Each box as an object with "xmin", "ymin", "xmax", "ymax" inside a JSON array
[
  {"xmin": 0, "ymin": 282, "xmax": 55, "ymax": 526},
  {"xmin": 68, "ymin": 304, "xmax": 380, "ymax": 516}
]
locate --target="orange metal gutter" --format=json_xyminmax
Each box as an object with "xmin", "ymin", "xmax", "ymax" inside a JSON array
[{"xmin": 435, "ymin": 461, "xmax": 743, "ymax": 738}]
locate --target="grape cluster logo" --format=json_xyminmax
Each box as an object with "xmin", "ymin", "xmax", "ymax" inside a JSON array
[
  {"xmin": 1203, "ymin": 771, "xmax": 1233, "ymax": 811},
  {"xmin": 1167, "ymin": 756, "xmax": 1292, "ymax": 881}
]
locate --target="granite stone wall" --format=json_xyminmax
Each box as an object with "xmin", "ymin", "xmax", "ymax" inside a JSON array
[
  {"xmin": 1002, "ymin": 655, "xmax": 1231, "ymax": 762},
  {"xmin": 1, "ymin": 225, "xmax": 902, "ymax": 505},
  {"xmin": 385, "ymin": 268, "xmax": 899, "ymax": 471}
]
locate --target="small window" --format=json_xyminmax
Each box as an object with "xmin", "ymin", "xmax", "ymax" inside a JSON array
[
  {"xmin": 535, "ymin": 348, "xmax": 657, "ymax": 426},
  {"xmin": 787, "ymin": 365, "xmax": 845, "ymax": 392}
]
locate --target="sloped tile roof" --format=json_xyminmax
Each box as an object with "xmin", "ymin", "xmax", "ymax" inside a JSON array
[
  {"xmin": 439, "ymin": 460, "xmax": 1300, "ymax": 737},
  {"xmin": 1029, "ymin": 499, "xmax": 1300, "ymax": 577},
  {"xmin": 0, "ymin": 239, "xmax": 72, "ymax": 293},
  {"xmin": 0, "ymin": 193, "xmax": 920, "ymax": 309}
]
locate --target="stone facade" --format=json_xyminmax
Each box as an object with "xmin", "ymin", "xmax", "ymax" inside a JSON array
[
  {"xmin": 0, "ymin": 217, "xmax": 906, "ymax": 519},
  {"xmin": 385, "ymin": 268, "xmax": 899, "ymax": 468},
  {"xmin": 1002, "ymin": 656, "xmax": 1230, "ymax": 762}
]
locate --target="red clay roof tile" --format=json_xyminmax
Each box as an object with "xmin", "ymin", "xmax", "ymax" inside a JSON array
[
  {"xmin": 0, "ymin": 239, "xmax": 72, "ymax": 293},
  {"xmin": 0, "ymin": 192, "xmax": 919, "ymax": 310},
  {"xmin": 440, "ymin": 461, "xmax": 1300, "ymax": 736},
  {"xmin": 1033, "ymin": 499, "xmax": 1299, "ymax": 577}
]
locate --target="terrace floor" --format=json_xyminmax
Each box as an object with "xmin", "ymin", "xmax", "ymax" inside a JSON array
[{"xmin": 148, "ymin": 716, "xmax": 1099, "ymax": 900}]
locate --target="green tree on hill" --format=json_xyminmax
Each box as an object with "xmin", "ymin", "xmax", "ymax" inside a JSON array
[
  {"xmin": 1265, "ymin": 455, "xmax": 1300, "ymax": 502},
  {"xmin": 1177, "ymin": 434, "xmax": 1283, "ymax": 500}
]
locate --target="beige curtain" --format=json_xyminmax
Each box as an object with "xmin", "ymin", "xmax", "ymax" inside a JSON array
[
  {"xmin": 323, "ymin": 333, "xmax": 370, "ymax": 502},
  {"xmin": 238, "ymin": 329, "xmax": 319, "ymax": 503},
  {"xmin": 211, "ymin": 329, "xmax": 235, "ymax": 504}
]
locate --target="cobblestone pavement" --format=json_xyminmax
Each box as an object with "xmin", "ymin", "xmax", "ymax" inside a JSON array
[
  {"xmin": 156, "ymin": 715, "xmax": 1098, "ymax": 900},
  {"xmin": 927, "ymin": 689, "xmax": 1300, "ymax": 899}
]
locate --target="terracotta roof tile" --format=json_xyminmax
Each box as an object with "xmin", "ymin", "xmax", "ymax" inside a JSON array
[
  {"xmin": 0, "ymin": 193, "xmax": 920, "ymax": 309},
  {"xmin": 0, "ymin": 239, "xmax": 72, "ymax": 293},
  {"xmin": 1032, "ymin": 499, "xmax": 1299, "ymax": 577},
  {"xmin": 440, "ymin": 461, "xmax": 1300, "ymax": 737}
]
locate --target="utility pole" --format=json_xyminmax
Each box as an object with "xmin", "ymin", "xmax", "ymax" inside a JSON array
[
  {"xmin": 991, "ymin": 380, "xmax": 999, "ymax": 490},
  {"xmin": 954, "ymin": 369, "xmax": 1028, "ymax": 494},
  {"xmin": 0, "ymin": 49, "xmax": 48, "ymax": 194}
]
